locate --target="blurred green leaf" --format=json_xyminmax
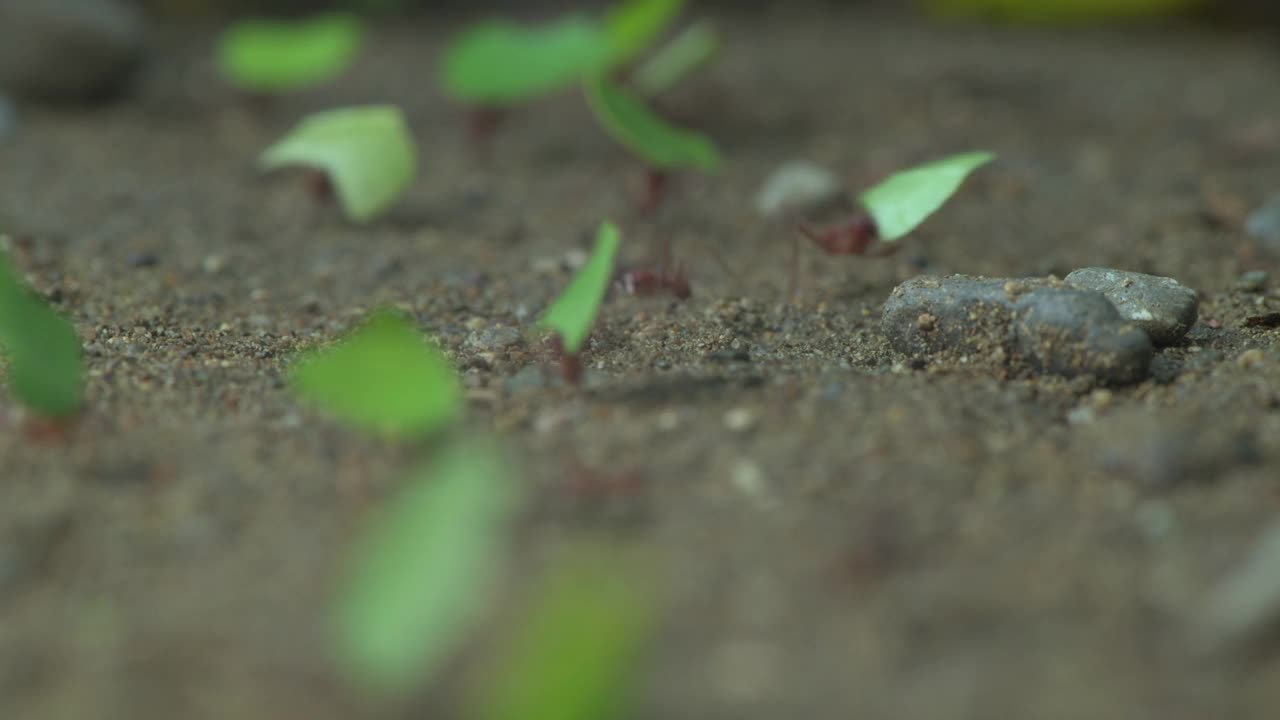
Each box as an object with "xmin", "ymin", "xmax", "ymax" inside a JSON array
[
  {"xmin": 335, "ymin": 435, "xmax": 518, "ymax": 695},
  {"xmin": 539, "ymin": 222, "xmax": 621, "ymax": 355},
  {"xmin": 585, "ymin": 77, "xmax": 719, "ymax": 172},
  {"xmin": 442, "ymin": 18, "xmax": 612, "ymax": 105},
  {"xmin": 217, "ymin": 13, "xmax": 363, "ymax": 91},
  {"xmin": 290, "ymin": 309, "xmax": 460, "ymax": 439},
  {"xmin": 859, "ymin": 151, "xmax": 995, "ymax": 242},
  {"xmin": 632, "ymin": 20, "xmax": 718, "ymax": 98},
  {"xmin": 471, "ymin": 545, "xmax": 657, "ymax": 720},
  {"xmin": 0, "ymin": 250, "xmax": 83, "ymax": 417},
  {"xmin": 260, "ymin": 105, "xmax": 416, "ymax": 222},
  {"xmin": 604, "ymin": 0, "xmax": 685, "ymax": 66}
]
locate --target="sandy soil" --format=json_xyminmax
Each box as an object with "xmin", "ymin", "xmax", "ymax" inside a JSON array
[{"xmin": 3, "ymin": 6, "xmax": 1280, "ymax": 719}]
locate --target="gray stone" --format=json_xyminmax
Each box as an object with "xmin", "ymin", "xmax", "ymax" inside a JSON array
[
  {"xmin": 465, "ymin": 325, "xmax": 523, "ymax": 351},
  {"xmin": 1064, "ymin": 267, "xmax": 1198, "ymax": 346},
  {"xmin": 1237, "ymin": 270, "xmax": 1269, "ymax": 293},
  {"xmin": 1247, "ymin": 195, "xmax": 1280, "ymax": 254},
  {"xmin": 754, "ymin": 160, "xmax": 847, "ymax": 219},
  {"xmin": 1194, "ymin": 521, "xmax": 1280, "ymax": 655},
  {"xmin": 0, "ymin": 0, "xmax": 146, "ymax": 102},
  {"xmin": 882, "ymin": 274, "xmax": 1153, "ymax": 385}
]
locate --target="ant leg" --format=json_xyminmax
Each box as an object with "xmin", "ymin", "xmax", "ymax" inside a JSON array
[
  {"xmin": 466, "ymin": 106, "xmax": 505, "ymax": 155},
  {"xmin": 641, "ymin": 169, "xmax": 668, "ymax": 214}
]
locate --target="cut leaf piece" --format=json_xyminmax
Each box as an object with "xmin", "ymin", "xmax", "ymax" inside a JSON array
[
  {"xmin": 585, "ymin": 77, "xmax": 719, "ymax": 172},
  {"xmin": 335, "ymin": 435, "xmax": 518, "ymax": 695},
  {"xmin": 217, "ymin": 14, "xmax": 363, "ymax": 92},
  {"xmin": 470, "ymin": 545, "xmax": 658, "ymax": 720},
  {"xmin": 260, "ymin": 105, "xmax": 415, "ymax": 222},
  {"xmin": 0, "ymin": 251, "xmax": 83, "ymax": 417},
  {"xmin": 442, "ymin": 18, "xmax": 612, "ymax": 105},
  {"xmin": 858, "ymin": 151, "xmax": 995, "ymax": 242},
  {"xmin": 540, "ymin": 222, "xmax": 621, "ymax": 354},
  {"xmin": 290, "ymin": 309, "xmax": 460, "ymax": 439},
  {"xmin": 633, "ymin": 20, "xmax": 718, "ymax": 98},
  {"xmin": 604, "ymin": 0, "xmax": 685, "ymax": 66}
]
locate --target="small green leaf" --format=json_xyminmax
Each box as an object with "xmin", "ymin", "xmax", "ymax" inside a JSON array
[
  {"xmin": 217, "ymin": 14, "xmax": 363, "ymax": 92},
  {"xmin": 0, "ymin": 251, "xmax": 83, "ymax": 417},
  {"xmin": 290, "ymin": 309, "xmax": 460, "ymax": 439},
  {"xmin": 585, "ymin": 77, "xmax": 719, "ymax": 172},
  {"xmin": 442, "ymin": 18, "xmax": 613, "ymax": 105},
  {"xmin": 540, "ymin": 222, "xmax": 621, "ymax": 354},
  {"xmin": 260, "ymin": 105, "xmax": 416, "ymax": 222},
  {"xmin": 632, "ymin": 20, "xmax": 719, "ymax": 98},
  {"xmin": 858, "ymin": 151, "xmax": 995, "ymax": 242},
  {"xmin": 335, "ymin": 436, "xmax": 518, "ymax": 695},
  {"xmin": 471, "ymin": 545, "xmax": 657, "ymax": 720},
  {"xmin": 604, "ymin": 0, "xmax": 686, "ymax": 66}
]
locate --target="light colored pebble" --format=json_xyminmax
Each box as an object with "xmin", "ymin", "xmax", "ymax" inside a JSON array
[{"xmin": 755, "ymin": 160, "xmax": 845, "ymax": 219}]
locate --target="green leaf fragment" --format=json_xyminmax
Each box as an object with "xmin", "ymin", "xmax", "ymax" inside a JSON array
[
  {"xmin": 585, "ymin": 77, "xmax": 719, "ymax": 172},
  {"xmin": 260, "ymin": 105, "xmax": 416, "ymax": 222},
  {"xmin": 540, "ymin": 221, "xmax": 622, "ymax": 355},
  {"xmin": 604, "ymin": 0, "xmax": 686, "ymax": 66},
  {"xmin": 442, "ymin": 18, "xmax": 612, "ymax": 105},
  {"xmin": 632, "ymin": 20, "xmax": 719, "ymax": 98},
  {"xmin": 858, "ymin": 151, "xmax": 995, "ymax": 242},
  {"xmin": 289, "ymin": 309, "xmax": 461, "ymax": 439},
  {"xmin": 0, "ymin": 251, "xmax": 83, "ymax": 417},
  {"xmin": 471, "ymin": 545, "xmax": 657, "ymax": 720},
  {"xmin": 217, "ymin": 13, "xmax": 363, "ymax": 92},
  {"xmin": 335, "ymin": 436, "xmax": 518, "ymax": 695}
]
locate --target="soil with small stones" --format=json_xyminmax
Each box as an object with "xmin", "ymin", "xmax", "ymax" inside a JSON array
[{"xmin": 4, "ymin": 7, "xmax": 1280, "ymax": 720}]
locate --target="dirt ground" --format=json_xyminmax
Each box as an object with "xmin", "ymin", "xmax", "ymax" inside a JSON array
[{"xmin": 4, "ymin": 5, "xmax": 1280, "ymax": 719}]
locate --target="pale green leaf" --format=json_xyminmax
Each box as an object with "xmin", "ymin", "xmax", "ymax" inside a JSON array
[
  {"xmin": 858, "ymin": 151, "xmax": 995, "ymax": 241},
  {"xmin": 539, "ymin": 222, "xmax": 621, "ymax": 354},
  {"xmin": 632, "ymin": 20, "xmax": 719, "ymax": 98},
  {"xmin": 217, "ymin": 14, "xmax": 363, "ymax": 92},
  {"xmin": 290, "ymin": 309, "xmax": 461, "ymax": 439},
  {"xmin": 471, "ymin": 545, "xmax": 657, "ymax": 720},
  {"xmin": 260, "ymin": 105, "xmax": 416, "ymax": 222},
  {"xmin": 442, "ymin": 18, "xmax": 613, "ymax": 105},
  {"xmin": 604, "ymin": 0, "xmax": 686, "ymax": 66},
  {"xmin": 0, "ymin": 251, "xmax": 83, "ymax": 417},
  {"xmin": 335, "ymin": 436, "xmax": 518, "ymax": 694},
  {"xmin": 585, "ymin": 77, "xmax": 719, "ymax": 172}
]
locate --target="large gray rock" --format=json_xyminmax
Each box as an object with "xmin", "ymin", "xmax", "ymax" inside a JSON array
[
  {"xmin": 0, "ymin": 0, "xmax": 146, "ymax": 102},
  {"xmin": 883, "ymin": 275, "xmax": 1153, "ymax": 385},
  {"xmin": 1064, "ymin": 267, "xmax": 1198, "ymax": 346}
]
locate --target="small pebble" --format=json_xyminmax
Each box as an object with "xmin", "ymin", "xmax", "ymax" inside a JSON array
[
  {"xmin": 1194, "ymin": 522, "xmax": 1280, "ymax": 655},
  {"xmin": 1064, "ymin": 267, "xmax": 1198, "ymax": 346},
  {"xmin": 1246, "ymin": 195, "xmax": 1280, "ymax": 254},
  {"xmin": 723, "ymin": 407, "xmax": 758, "ymax": 432},
  {"xmin": 201, "ymin": 254, "xmax": 226, "ymax": 274},
  {"xmin": 0, "ymin": 0, "xmax": 146, "ymax": 101},
  {"xmin": 729, "ymin": 459, "xmax": 772, "ymax": 505},
  {"xmin": 126, "ymin": 252, "xmax": 157, "ymax": 268},
  {"xmin": 465, "ymin": 325, "xmax": 523, "ymax": 352},
  {"xmin": 755, "ymin": 160, "xmax": 846, "ymax": 219},
  {"xmin": 1236, "ymin": 270, "xmax": 1270, "ymax": 293},
  {"xmin": 1236, "ymin": 348, "xmax": 1267, "ymax": 369}
]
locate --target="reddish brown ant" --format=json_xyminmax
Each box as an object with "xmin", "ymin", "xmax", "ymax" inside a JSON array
[
  {"xmin": 641, "ymin": 169, "xmax": 668, "ymax": 214},
  {"xmin": 789, "ymin": 213, "xmax": 899, "ymax": 299},
  {"xmin": 613, "ymin": 263, "xmax": 691, "ymax": 300},
  {"xmin": 547, "ymin": 334, "xmax": 583, "ymax": 386}
]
